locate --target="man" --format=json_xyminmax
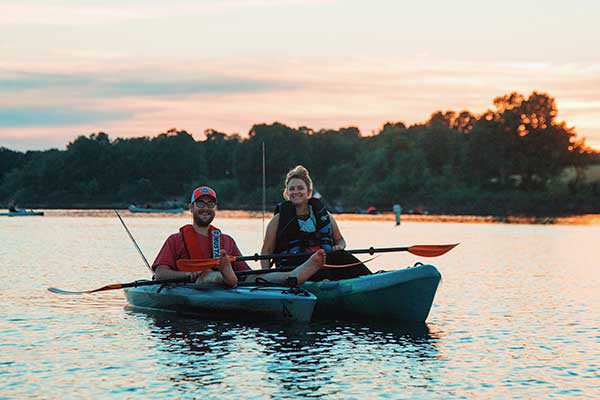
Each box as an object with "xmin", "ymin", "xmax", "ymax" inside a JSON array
[{"xmin": 153, "ymin": 186, "xmax": 325, "ymax": 287}]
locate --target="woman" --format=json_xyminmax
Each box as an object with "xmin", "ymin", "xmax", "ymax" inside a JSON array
[{"xmin": 260, "ymin": 165, "xmax": 370, "ymax": 280}]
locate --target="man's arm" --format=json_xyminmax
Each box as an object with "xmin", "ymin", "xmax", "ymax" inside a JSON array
[
  {"xmin": 152, "ymin": 234, "xmax": 197, "ymax": 280},
  {"xmin": 154, "ymin": 265, "xmax": 200, "ymax": 281}
]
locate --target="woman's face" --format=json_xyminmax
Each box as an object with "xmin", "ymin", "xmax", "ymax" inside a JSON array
[{"xmin": 286, "ymin": 178, "xmax": 311, "ymax": 205}]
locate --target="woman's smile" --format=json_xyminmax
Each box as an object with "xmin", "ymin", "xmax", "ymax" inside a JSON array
[{"xmin": 286, "ymin": 178, "xmax": 310, "ymax": 204}]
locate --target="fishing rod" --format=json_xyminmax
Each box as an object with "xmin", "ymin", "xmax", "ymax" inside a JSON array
[
  {"xmin": 114, "ymin": 209, "xmax": 152, "ymax": 272},
  {"xmin": 262, "ymin": 141, "xmax": 266, "ymax": 238}
]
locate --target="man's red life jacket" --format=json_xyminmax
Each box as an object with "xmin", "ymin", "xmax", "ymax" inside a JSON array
[{"xmin": 179, "ymin": 224, "xmax": 221, "ymax": 260}]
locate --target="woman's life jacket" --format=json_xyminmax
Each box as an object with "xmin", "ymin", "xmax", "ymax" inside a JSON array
[{"xmin": 274, "ymin": 198, "xmax": 332, "ymax": 267}]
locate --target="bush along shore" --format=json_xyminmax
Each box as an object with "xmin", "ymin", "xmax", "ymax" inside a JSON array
[{"xmin": 1, "ymin": 91, "xmax": 599, "ymax": 217}]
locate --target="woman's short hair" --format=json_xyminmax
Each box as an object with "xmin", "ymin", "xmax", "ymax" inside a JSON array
[{"xmin": 284, "ymin": 165, "xmax": 313, "ymax": 200}]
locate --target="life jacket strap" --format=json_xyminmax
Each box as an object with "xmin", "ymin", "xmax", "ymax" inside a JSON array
[{"xmin": 180, "ymin": 224, "xmax": 222, "ymax": 260}]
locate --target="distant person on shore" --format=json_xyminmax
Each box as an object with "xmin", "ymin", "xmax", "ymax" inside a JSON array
[
  {"xmin": 153, "ymin": 185, "xmax": 325, "ymax": 287},
  {"xmin": 8, "ymin": 200, "xmax": 17, "ymax": 212},
  {"xmin": 393, "ymin": 204, "xmax": 402, "ymax": 226},
  {"xmin": 260, "ymin": 165, "xmax": 371, "ymax": 280}
]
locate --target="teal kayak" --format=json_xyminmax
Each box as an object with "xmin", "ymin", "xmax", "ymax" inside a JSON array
[
  {"xmin": 300, "ymin": 264, "xmax": 441, "ymax": 322},
  {"xmin": 124, "ymin": 282, "xmax": 317, "ymax": 322},
  {"xmin": 128, "ymin": 205, "xmax": 184, "ymax": 214},
  {"xmin": 0, "ymin": 210, "xmax": 44, "ymax": 216}
]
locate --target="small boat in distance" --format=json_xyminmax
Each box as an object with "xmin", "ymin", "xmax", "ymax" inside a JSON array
[
  {"xmin": 128, "ymin": 205, "xmax": 184, "ymax": 214},
  {"xmin": 0, "ymin": 209, "xmax": 44, "ymax": 217}
]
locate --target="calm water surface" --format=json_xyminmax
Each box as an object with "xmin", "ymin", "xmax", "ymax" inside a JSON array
[{"xmin": 1, "ymin": 212, "xmax": 599, "ymax": 398}]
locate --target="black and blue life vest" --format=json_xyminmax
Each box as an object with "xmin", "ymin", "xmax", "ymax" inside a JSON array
[{"xmin": 274, "ymin": 198, "xmax": 333, "ymax": 268}]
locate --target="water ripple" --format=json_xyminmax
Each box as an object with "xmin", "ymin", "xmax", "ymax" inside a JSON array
[{"xmin": 1, "ymin": 217, "xmax": 599, "ymax": 398}]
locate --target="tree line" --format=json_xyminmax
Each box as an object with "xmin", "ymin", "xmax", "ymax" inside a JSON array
[{"xmin": 1, "ymin": 91, "xmax": 599, "ymax": 216}]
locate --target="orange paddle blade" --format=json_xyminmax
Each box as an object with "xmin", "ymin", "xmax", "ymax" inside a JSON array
[
  {"xmin": 176, "ymin": 256, "xmax": 237, "ymax": 272},
  {"xmin": 407, "ymin": 243, "xmax": 459, "ymax": 257}
]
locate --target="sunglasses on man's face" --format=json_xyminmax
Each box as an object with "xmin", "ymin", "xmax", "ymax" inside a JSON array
[{"xmin": 194, "ymin": 200, "xmax": 216, "ymax": 209}]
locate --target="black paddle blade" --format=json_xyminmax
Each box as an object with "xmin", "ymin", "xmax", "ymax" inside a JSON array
[
  {"xmin": 47, "ymin": 283, "xmax": 125, "ymax": 295},
  {"xmin": 48, "ymin": 287, "xmax": 90, "ymax": 295},
  {"xmin": 47, "ymin": 278, "xmax": 190, "ymax": 296}
]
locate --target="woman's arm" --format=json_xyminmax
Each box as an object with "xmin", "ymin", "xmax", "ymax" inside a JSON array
[
  {"xmin": 329, "ymin": 214, "xmax": 346, "ymax": 251},
  {"xmin": 260, "ymin": 214, "xmax": 280, "ymax": 269}
]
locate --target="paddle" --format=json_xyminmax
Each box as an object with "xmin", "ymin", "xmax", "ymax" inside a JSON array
[
  {"xmin": 49, "ymin": 244, "xmax": 458, "ymax": 294},
  {"xmin": 176, "ymin": 243, "xmax": 459, "ymax": 271},
  {"xmin": 48, "ymin": 277, "xmax": 193, "ymax": 295},
  {"xmin": 176, "ymin": 255, "xmax": 377, "ymax": 271}
]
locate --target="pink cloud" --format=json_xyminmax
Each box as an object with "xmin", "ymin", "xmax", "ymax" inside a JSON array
[{"xmin": 2, "ymin": 57, "xmax": 600, "ymax": 150}]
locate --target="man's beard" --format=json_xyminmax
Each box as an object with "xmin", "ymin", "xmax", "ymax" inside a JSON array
[{"xmin": 193, "ymin": 211, "xmax": 215, "ymax": 227}]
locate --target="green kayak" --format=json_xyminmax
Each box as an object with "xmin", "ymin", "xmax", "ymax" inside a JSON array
[
  {"xmin": 0, "ymin": 210, "xmax": 44, "ymax": 216},
  {"xmin": 124, "ymin": 282, "xmax": 317, "ymax": 322},
  {"xmin": 301, "ymin": 264, "xmax": 441, "ymax": 322},
  {"xmin": 127, "ymin": 205, "xmax": 184, "ymax": 214}
]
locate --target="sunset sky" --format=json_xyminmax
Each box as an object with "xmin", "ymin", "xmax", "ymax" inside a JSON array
[{"xmin": 2, "ymin": 0, "xmax": 600, "ymax": 151}]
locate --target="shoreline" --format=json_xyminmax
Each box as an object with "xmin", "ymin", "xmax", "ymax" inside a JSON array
[{"xmin": 8, "ymin": 209, "xmax": 600, "ymax": 225}]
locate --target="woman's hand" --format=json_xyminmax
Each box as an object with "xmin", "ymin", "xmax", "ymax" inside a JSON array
[
  {"xmin": 332, "ymin": 244, "xmax": 345, "ymax": 252},
  {"xmin": 329, "ymin": 215, "xmax": 346, "ymax": 252}
]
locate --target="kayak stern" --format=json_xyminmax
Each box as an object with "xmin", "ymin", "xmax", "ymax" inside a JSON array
[{"xmin": 302, "ymin": 264, "xmax": 441, "ymax": 322}]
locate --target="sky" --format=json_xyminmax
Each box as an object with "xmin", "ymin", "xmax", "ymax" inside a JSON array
[{"xmin": 1, "ymin": 0, "xmax": 600, "ymax": 151}]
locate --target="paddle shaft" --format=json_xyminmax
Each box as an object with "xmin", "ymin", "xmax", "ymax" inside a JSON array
[
  {"xmin": 236, "ymin": 246, "xmax": 410, "ymax": 262},
  {"xmin": 231, "ymin": 247, "xmax": 408, "ymax": 276},
  {"xmin": 177, "ymin": 244, "xmax": 457, "ymax": 271},
  {"xmin": 117, "ymin": 277, "xmax": 191, "ymax": 289}
]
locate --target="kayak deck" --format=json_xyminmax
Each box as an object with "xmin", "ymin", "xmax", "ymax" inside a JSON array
[
  {"xmin": 124, "ymin": 282, "xmax": 317, "ymax": 322},
  {"xmin": 301, "ymin": 264, "xmax": 441, "ymax": 322}
]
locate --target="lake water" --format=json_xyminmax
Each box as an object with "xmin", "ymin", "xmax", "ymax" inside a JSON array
[{"xmin": 1, "ymin": 212, "xmax": 599, "ymax": 399}]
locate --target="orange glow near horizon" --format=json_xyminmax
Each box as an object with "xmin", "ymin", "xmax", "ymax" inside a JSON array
[{"xmin": 2, "ymin": 2, "xmax": 600, "ymax": 151}]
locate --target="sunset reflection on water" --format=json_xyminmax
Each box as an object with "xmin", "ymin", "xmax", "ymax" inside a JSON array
[{"xmin": 1, "ymin": 213, "xmax": 598, "ymax": 398}]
